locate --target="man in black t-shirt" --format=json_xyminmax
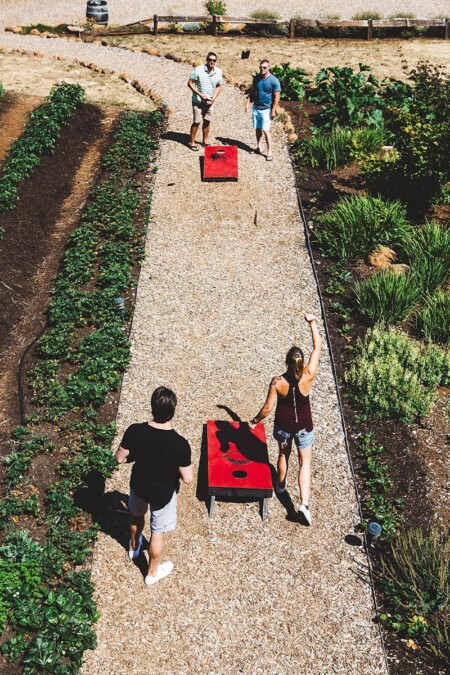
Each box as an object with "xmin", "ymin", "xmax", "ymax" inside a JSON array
[{"xmin": 115, "ymin": 386, "xmax": 193, "ymax": 586}]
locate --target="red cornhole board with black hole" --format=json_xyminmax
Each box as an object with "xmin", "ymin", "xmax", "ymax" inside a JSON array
[
  {"xmin": 203, "ymin": 145, "xmax": 238, "ymax": 182},
  {"xmin": 207, "ymin": 420, "xmax": 272, "ymax": 520}
]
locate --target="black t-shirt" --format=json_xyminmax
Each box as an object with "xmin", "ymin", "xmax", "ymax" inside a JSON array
[{"xmin": 121, "ymin": 423, "xmax": 191, "ymax": 507}]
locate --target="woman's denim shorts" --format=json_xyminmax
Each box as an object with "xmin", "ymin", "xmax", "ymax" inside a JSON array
[{"xmin": 273, "ymin": 427, "xmax": 315, "ymax": 451}]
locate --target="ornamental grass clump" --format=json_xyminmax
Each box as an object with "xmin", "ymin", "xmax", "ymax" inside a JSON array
[
  {"xmin": 416, "ymin": 291, "xmax": 450, "ymax": 345},
  {"xmin": 354, "ymin": 269, "xmax": 420, "ymax": 325},
  {"xmin": 314, "ymin": 194, "xmax": 411, "ymax": 261},
  {"xmin": 402, "ymin": 221, "xmax": 450, "ymax": 296},
  {"xmin": 380, "ymin": 529, "xmax": 449, "ymax": 650},
  {"xmin": 346, "ymin": 326, "xmax": 450, "ymax": 422}
]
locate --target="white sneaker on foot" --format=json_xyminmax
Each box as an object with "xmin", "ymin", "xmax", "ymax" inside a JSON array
[
  {"xmin": 128, "ymin": 534, "xmax": 143, "ymax": 560},
  {"xmin": 298, "ymin": 504, "xmax": 312, "ymax": 526},
  {"xmin": 145, "ymin": 561, "xmax": 174, "ymax": 586}
]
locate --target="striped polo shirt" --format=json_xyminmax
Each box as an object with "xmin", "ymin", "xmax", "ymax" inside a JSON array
[{"xmin": 190, "ymin": 64, "xmax": 223, "ymax": 104}]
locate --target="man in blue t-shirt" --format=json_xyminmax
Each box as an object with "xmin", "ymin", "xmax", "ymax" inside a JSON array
[
  {"xmin": 245, "ymin": 59, "xmax": 281, "ymax": 161},
  {"xmin": 115, "ymin": 386, "xmax": 193, "ymax": 586}
]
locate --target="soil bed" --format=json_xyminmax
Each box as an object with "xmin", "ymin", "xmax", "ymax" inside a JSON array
[
  {"xmin": 0, "ymin": 99, "xmax": 113, "ymax": 458},
  {"xmin": 288, "ymin": 98, "xmax": 449, "ymax": 675}
]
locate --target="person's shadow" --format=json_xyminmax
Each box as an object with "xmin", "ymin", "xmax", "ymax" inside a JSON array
[
  {"xmin": 163, "ymin": 130, "xmax": 192, "ymax": 147},
  {"xmin": 74, "ymin": 479, "xmax": 149, "ymax": 578},
  {"xmin": 216, "ymin": 136, "xmax": 255, "ymax": 153}
]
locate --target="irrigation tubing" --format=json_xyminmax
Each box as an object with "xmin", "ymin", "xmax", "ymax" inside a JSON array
[{"xmin": 289, "ymin": 146, "xmax": 390, "ymax": 673}]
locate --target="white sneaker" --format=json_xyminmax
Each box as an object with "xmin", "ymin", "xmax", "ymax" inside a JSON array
[
  {"xmin": 298, "ymin": 504, "xmax": 312, "ymax": 526},
  {"xmin": 145, "ymin": 561, "xmax": 174, "ymax": 586},
  {"xmin": 128, "ymin": 534, "xmax": 143, "ymax": 560}
]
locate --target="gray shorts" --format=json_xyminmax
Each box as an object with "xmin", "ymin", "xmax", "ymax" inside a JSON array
[
  {"xmin": 128, "ymin": 489, "xmax": 177, "ymax": 533},
  {"xmin": 193, "ymin": 101, "xmax": 214, "ymax": 123}
]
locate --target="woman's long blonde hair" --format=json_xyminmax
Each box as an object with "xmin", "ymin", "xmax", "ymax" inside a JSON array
[{"xmin": 286, "ymin": 346, "xmax": 305, "ymax": 381}]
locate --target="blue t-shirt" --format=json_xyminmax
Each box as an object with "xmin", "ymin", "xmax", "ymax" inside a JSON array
[{"xmin": 253, "ymin": 73, "xmax": 281, "ymax": 110}]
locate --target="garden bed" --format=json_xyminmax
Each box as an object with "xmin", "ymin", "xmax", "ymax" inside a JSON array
[
  {"xmin": 0, "ymin": 97, "xmax": 116, "ymax": 462},
  {"xmin": 0, "ymin": 83, "xmax": 163, "ymax": 672},
  {"xmin": 287, "ymin": 91, "xmax": 449, "ymax": 674}
]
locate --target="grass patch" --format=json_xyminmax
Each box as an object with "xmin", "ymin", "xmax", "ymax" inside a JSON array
[
  {"xmin": 314, "ymin": 194, "xmax": 410, "ymax": 261},
  {"xmin": 354, "ymin": 269, "xmax": 420, "ymax": 325}
]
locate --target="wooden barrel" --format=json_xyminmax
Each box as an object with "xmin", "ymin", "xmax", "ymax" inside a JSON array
[{"xmin": 86, "ymin": 0, "xmax": 108, "ymax": 26}]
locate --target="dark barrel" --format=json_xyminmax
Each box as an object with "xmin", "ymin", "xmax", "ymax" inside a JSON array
[{"xmin": 86, "ymin": 0, "xmax": 109, "ymax": 26}]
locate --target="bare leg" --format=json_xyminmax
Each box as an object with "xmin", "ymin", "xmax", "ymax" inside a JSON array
[
  {"xmin": 255, "ymin": 128, "xmax": 263, "ymax": 151},
  {"xmin": 147, "ymin": 531, "xmax": 164, "ymax": 577},
  {"xmin": 202, "ymin": 119, "xmax": 211, "ymax": 144},
  {"xmin": 190, "ymin": 122, "xmax": 200, "ymax": 146},
  {"xmin": 263, "ymin": 129, "xmax": 272, "ymax": 157},
  {"xmin": 297, "ymin": 444, "xmax": 312, "ymax": 505},
  {"xmin": 129, "ymin": 515, "xmax": 144, "ymax": 550},
  {"xmin": 277, "ymin": 439, "xmax": 293, "ymax": 488}
]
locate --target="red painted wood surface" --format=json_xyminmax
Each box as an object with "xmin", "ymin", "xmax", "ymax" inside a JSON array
[
  {"xmin": 203, "ymin": 145, "xmax": 238, "ymax": 181},
  {"xmin": 207, "ymin": 420, "xmax": 273, "ymax": 496}
]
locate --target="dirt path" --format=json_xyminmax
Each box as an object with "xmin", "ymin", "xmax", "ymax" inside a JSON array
[
  {"xmin": 0, "ymin": 33, "xmax": 386, "ymax": 674},
  {"xmin": 0, "ymin": 93, "xmax": 41, "ymax": 161}
]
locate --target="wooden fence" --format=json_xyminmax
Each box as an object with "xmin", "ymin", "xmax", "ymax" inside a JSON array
[{"xmin": 104, "ymin": 16, "xmax": 450, "ymax": 40}]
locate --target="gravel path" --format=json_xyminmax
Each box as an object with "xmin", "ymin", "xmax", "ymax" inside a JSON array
[
  {"xmin": 1, "ymin": 0, "xmax": 447, "ymax": 26},
  {"xmin": 0, "ymin": 31, "xmax": 387, "ymax": 675}
]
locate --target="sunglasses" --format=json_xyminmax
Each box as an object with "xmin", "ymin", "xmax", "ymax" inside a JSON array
[
  {"xmin": 208, "ymin": 58, "xmax": 217, "ymax": 62},
  {"xmin": 260, "ymin": 66, "xmax": 269, "ymax": 70}
]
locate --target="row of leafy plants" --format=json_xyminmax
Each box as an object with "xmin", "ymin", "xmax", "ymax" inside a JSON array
[
  {"xmin": 0, "ymin": 82, "xmax": 86, "ymax": 214},
  {"xmin": 283, "ymin": 60, "xmax": 449, "ymax": 667},
  {"xmin": 0, "ymin": 91, "xmax": 162, "ymax": 673}
]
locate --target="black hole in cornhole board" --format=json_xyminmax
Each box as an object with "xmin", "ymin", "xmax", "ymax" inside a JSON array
[{"xmin": 232, "ymin": 470, "xmax": 247, "ymax": 479}]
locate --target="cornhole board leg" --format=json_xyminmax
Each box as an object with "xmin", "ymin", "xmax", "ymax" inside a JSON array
[
  {"xmin": 261, "ymin": 497, "xmax": 269, "ymax": 521},
  {"xmin": 209, "ymin": 495, "xmax": 216, "ymax": 518}
]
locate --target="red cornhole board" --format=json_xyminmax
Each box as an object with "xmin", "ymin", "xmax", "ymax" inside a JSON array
[
  {"xmin": 207, "ymin": 420, "xmax": 272, "ymax": 520},
  {"xmin": 203, "ymin": 145, "xmax": 238, "ymax": 182}
]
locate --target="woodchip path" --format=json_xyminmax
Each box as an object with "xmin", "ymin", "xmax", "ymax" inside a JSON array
[{"xmin": 0, "ymin": 30, "xmax": 387, "ymax": 675}]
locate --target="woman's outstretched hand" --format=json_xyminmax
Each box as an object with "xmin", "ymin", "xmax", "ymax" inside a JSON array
[{"xmin": 305, "ymin": 313, "xmax": 316, "ymax": 323}]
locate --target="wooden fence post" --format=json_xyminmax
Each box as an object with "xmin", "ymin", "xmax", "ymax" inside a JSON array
[
  {"xmin": 289, "ymin": 18, "xmax": 296, "ymax": 39},
  {"xmin": 153, "ymin": 14, "xmax": 158, "ymax": 35},
  {"xmin": 445, "ymin": 18, "xmax": 449, "ymax": 39},
  {"xmin": 367, "ymin": 19, "xmax": 373, "ymax": 40},
  {"xmin": 212, "ymin": 15, "xmax": 217, "ymax": 36}
]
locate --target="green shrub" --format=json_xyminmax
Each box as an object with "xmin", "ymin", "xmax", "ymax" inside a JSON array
[
  {"xmin": 354, "ymin": 269, "xmax": 421, "ymax": 325},
  {"xmin": 380, "ymin": 529, "xmax": 449, "ymax": 640},
  {"xmin": 204, "ymin": 0, "xmax": 226, "ymax": 15},
  {"xmin": 310, "ymin": 64, "xmax": 382, "ymax": 129},
  {"xmin": 388, "ymin": 12, "xmax": 415, "ymax": 19},
  {"xmin": 250, "ymin": 9, "xmax": 281, "ymax": 19},
  {"xmin": 314, "ymin": 194, "xmax": 411, "ymax": 261},
  {"xmin": 352, "ymin": 11, "xmax": 383, "ymax": 20},
  {"xmin": 346, "ymin": 327, "xmax": 449, "ymax": 422},
  {"xmin": 416, "ymin": 291, "xmax": 450, "ymax": 345},
  {"xmin": 270, "ymin": 63, "xmax": 311, "ymax": 101}
]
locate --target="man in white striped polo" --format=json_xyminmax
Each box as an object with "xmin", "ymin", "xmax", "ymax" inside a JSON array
[{"xmin": 187, "ymin": 52, "xmax": 222, "ymax": 150}]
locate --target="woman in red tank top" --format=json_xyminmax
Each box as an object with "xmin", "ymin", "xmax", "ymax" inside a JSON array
[{"xmin": 249, "ymin": 314, "xmax": 321, "ymax": 525}]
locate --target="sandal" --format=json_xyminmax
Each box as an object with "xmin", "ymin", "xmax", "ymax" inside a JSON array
[
  {"xmin": 189, "ymin": 143, "xmax": 199, "ymax": 151},
  {"xmin": 266, "ymin": 155, "xmax": 273, "ymax": 162}
]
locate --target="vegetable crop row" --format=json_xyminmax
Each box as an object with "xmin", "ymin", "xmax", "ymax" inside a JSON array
[
  {"xmin": 0, "ymin": 82, "xmax": 86, "ymax": 214},
  {"xmin": 0, "ymin": 103, "xmax": 163, "ymax": 673}
]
